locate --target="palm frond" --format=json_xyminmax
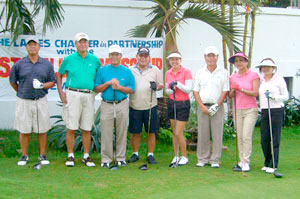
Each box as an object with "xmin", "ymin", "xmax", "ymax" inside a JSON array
[
  {"xmin": 126, "ymin": 24, "xmax": 155, "ymax": 37},
  {"xmin": 0, "ymin": 0, "xmax": 35, "ymax": 42},
  {"xmin": 31, "ymin": 0, "xmax": 64, "ymax": 34}
]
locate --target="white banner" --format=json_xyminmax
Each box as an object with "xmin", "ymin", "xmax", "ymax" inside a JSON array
[{"xmin": 0, "ymin": 36, "xmax": 164, "ymax": 101}]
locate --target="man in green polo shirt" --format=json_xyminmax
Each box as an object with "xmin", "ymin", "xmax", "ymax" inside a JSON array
[{"xmin": 57, "ymin": 32, "xmax": 101, "ymax": 167}]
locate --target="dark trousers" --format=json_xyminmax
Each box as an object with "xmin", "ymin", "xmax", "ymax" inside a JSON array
[{"xmin": 260, "ymin": 107, "xmax": 284, "ymax": 168}]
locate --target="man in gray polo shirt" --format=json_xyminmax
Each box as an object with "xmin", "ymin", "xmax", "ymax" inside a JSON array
[
  {"xmin": 128, "ymin": 47, "xmax": 163, "ymax": 164},
  {"xmin": 9, "ymin": 36, "xmax": 56, "ymax": 166}
]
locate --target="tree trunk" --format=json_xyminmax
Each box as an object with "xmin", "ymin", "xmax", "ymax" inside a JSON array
[
  {"xmin": 243, "ymin": 5, "xmax": 250, "ymax": 53},
  {"xmin": 221, "ymin": 0, "xmax": 228, "ymax": 70},
  {"xmin": 248, "ymin": 8, "xmax": 257, "ymax": 68}
]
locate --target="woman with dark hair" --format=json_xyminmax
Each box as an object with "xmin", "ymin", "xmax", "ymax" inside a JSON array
[
  {"xmin": 165, "ymin": 52, "xmax": 193, "ymax": 166},
  {"xmin": 228, "ymin": 52, "xmax": 260, "ymax": 172},
  {"xmin": 256, "ymin": 58, "xmax": 289, "ymax": 174}
]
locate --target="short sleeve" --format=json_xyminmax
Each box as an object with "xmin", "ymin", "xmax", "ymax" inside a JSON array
[
  {"xmin": 47, "ymin": 62, "xmax": 56, "ymax": 83},
  {"xmin": 223, "ymin": 70, "xmax": 230, "ymax": 92},
  {"xmin": 95, "ymin": 67, "xmax": 103, "ymax": 87},
  {"xmin": 192, "ymin": 71, "xmax": 200, "ymax": 92},
  {"xmin": 155, "ymin": 67, "xmax": 163, "ymax": 85},
  {"xmin": 58, "ymin": 57, "xmax": 68, "ymax": 75},
  {"xmin": 127, "ymin": 69, "xmax": 135, "ymax": 93},
  {"xmin": 252, "ymin": 71, "xmax": 260, "ymax": 81},
  {"xmin": 9, "ymin": 62, "xmax": 19, "ymax": 84},
  {"xmin": 184, "ymin": 68, "xmax": 193, "ymax": 81}
]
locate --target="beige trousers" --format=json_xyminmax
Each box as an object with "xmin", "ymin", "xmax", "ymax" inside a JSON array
[
  {"xmin": 234, "ymin": 108, "xmax": 258, "ymax": 164},
  {"xmin": 197, "ymin": 106, "xmax": 224, "ymax": 164},
  {"xmin": 100, "ymin": 99, "xmax": 129, "ymax": 163}
]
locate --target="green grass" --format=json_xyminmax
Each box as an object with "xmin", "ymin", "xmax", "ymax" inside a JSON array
[{"xmin": 0, "ymin": 127, "xmax": 300, "ymax": 199}]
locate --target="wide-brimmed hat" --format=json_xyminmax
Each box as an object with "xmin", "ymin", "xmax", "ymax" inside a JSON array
[
  {"xmin": 228, "ymin": 52, "xmax": 248, "ymax": 64},
  {"xmin": 255, "ymin": 58, "xmax": 277, "ymax": 68}
]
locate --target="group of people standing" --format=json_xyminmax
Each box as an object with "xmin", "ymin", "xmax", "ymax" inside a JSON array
[{"xmin": 9, "ymin": 33, "xmax": 289, "ymax": 174}]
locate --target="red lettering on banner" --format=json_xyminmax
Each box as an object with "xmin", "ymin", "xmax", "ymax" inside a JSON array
[
  {"xmin": 11, "ymin": 57, "xmax": 21, "ymax": 65},
  {"xmin": 121, "ymin": 58, "xmax": 129, "ymax": 67},
  {"xmin": 130, "ymin": 58, "xmax": 137, "ymax": 66},
  {"xmin": 155, "ymin": 58, "xmax": 162, "ymax": 70},
  {"xmin": 0, "ymin": 57, "xmax": 10, "ymax": 78}
]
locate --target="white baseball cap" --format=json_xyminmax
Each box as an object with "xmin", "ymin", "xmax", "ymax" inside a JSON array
[
  {"xmin": 74, "ymin": 32, "xmax": 89, "ymax": 42},
  {"xmin": 167, "ymin": 52, "xmax": 182, "ymax": 59},
  {"xmin": 109, "ymin": 45, "xmax": 122, "ymax": 54},
  {"xmin": 26, "ymin": 36, "xmax": 39, "ymax": 44},
  {"xmin": 204, "ymin": 46, "xmax": 219, "ymax": 56}
]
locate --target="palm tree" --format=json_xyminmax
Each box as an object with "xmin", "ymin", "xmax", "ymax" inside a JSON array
[
  {"xmin": 127, "ymin": 0, "xmax": 243, "ymax": 66},
  {"xmin": 0, "ymin": 0, "xmax": 64, "ymax": 43}
]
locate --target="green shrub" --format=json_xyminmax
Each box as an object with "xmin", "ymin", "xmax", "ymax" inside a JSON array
[
  {"xmin": 284, "ymin": 97, "xmax": 300, "ymax": 127},
  {"xmin": 48, "ymin": 102, "xmax": 101, "ymax": 153}
]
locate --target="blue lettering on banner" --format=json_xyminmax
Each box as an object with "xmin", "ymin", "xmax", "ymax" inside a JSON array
[
  {"xmin": 55, "ymin": 40, "xmax": 75, "ymax": 48},
  {"xmin": 107, "ymin": 40, "xmax": 163, "ymax": 48},
  {"xmin": 56, "ymin": 48, "xmax": 76, "ymax": 55}
]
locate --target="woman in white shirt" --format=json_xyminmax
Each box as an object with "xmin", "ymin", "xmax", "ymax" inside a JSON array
[{"xmin": 256, "ymin": 58, "xmax": 289, "ymax": 174}]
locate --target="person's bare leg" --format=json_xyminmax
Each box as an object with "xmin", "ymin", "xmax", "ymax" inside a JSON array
[
  {"xmin": 66, "ymin": 129, "xmax": 75, "ymax": 154},
  {"xmin": 82, "ymin": 130, "xmax": 91, "ymax": 154},
  {"xmin": 176, "ymin": 121, "xmax": 187, "ymax": 157},
  {"xmin": 147, "ymin": 133, "xmax": 156, "ymax": 153},
  {"xmin": 38, "ymin": 133, "xmax": 47, "ymax": 155},
  {"xmin": 131, "ymin": 134, "xmax": 141, "ymax": 153},
  {"xmin": 170, "ymin": 119, "xmax": 179, "ymax": 156},
  {"xmin": 20, "ymin": 133, "xmax": 30, "ymax": 156}
]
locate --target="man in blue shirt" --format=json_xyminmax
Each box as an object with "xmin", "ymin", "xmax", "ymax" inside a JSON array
[
  {"xmin": 95, "ymin": 45, "xmax": 135, "ymax": 168},
  {"xmin": 9, "ymin": 36, "xmax": 56, "ymax": 166}
]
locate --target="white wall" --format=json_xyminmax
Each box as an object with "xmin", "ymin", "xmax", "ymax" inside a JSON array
[{"xmin": 0, "ymin": 0, "xmax": 300, "ymax": 128}]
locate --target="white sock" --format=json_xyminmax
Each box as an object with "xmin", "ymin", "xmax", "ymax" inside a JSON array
[
  {"xmin": 68, "ymin": 153, "xmax": 74, "ymax": 158},
  {"xmin": 83, "ymin": 153, "xmax": 89, "ymax": 159},
  {"xmin": 133, "ymin": 152, "xmax": 139, "ymax": 156},
  {"xmin": 147, "ymin": 152, "xmax": 154, "ymax": 157}
]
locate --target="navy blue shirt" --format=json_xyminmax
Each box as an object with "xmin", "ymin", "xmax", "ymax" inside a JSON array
[{"xmin": 9, "ymin": 56, "xmax": 56, "ymax": 99}]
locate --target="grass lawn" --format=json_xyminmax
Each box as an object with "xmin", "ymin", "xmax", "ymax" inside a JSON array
[{"xmin": 0, "ymin": 127, "xmax": 300, "ymax": 199}]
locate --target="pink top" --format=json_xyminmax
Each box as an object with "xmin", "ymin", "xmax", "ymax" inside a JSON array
[
  {"xmin": 165, "ymin": 66, "xmax": 192, "ymax": 101},
  {"xmin": 230, "ymin": 69, "xmax": 259, "ymax": 109}
]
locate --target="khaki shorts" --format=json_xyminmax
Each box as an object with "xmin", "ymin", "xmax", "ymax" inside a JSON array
[
  {"xmin": 62, "ymin": 90, "xmax": 95, "ymax": 131},
  {"xmin": 14, "ymin": 96, "xmax": 51, "ymax": 134}
]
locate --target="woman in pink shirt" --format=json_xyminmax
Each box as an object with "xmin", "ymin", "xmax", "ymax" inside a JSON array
[
  {"xmin": 165, "ymin": 52, "xmax": 193, "ymax": 166},
  {"xmin": 228, "ymin": 52, "xmax": 260, "ymax": 172}
]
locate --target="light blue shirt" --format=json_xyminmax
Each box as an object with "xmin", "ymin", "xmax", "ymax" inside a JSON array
[{"xmin": 95, "ymin": 64, "xmax": 135, "ymax": 101}]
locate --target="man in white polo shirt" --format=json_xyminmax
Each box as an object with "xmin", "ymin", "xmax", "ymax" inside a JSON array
[
  {"xmin": 128, "ymin": 47, "xmax": 163, "ymax": 164},
  {"xmin": 193, "ymin": 46, "xmax": 229, "ymax": 168}
]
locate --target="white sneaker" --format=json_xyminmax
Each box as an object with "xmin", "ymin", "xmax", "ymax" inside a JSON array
[
  {"xmin": 266, "ymin": 168, "xmax": 275, "ymax": 174},
  {"xmin": 101, "ymin": 162, "xmax": 110, "ymax": 168},
  {"xmin": 171, "ymin": 156, "xmax": 179, "ymax": 164},
  {"xmin": 17, "ymin": 155, "xmax": 28, "ymax": 166},
  {"xmin": 211, "ymin": 163, "xmax": 220, "ymax": 168},
  {"xmin": 261, "ymin": 166, "xmax": 269, "ymax": 171},
  {"xmin": 242, "ymin": 163, "xmax": 250, "ymax": 172},
  {"xmin": 196, "ymin": 162, "xmax": 206, "ymax": 167},
  {"xmin": 238, "ymin": 162, "xmax": 243, "ymax": 168},
  {"xmin": 38, "ymin": 155, "xmax": 50, "ymax": 165},
  {"xmin": 178, "ymin": 156, "xmax": 188, "ymax": 165},
  {"xmin": 65, "ymin": 156, "xmax": 75, "ymax": 167}
]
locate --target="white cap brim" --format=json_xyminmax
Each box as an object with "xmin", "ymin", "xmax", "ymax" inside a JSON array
[{"xmin": 167, "ymin": 53, "xmax": 182, "ymax": 59}]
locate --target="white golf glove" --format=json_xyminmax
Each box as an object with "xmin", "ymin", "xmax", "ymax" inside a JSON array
[
  {"xmin": 208, "ymin": 103, "xmax": 219, "ymax": 116},
  {"xmin": 33, "ymin": 79, "xmax": 43, "ymax": 89}
]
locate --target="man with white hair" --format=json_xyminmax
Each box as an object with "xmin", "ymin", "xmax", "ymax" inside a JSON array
[
  {"xmin": 57, "ymin": 32, "xmax": 101, "ymax": 167},
  {"xmin": 94, "ymin": 45, "xmax": 135, "ymax": 168},
  {"xmin": 193, "ymin": 46, "xmax": 229, "ymax": 168}
]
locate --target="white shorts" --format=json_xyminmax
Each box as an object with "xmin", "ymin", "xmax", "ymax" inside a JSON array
[
  {"xmin": 14, "ymin": 96, "xmax": 51, "ymax": 134},
  {"xmin": 62, "ymin": 90, "xmax": 95, "ymax": 131}
]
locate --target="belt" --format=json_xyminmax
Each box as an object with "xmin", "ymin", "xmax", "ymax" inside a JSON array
[
  {"xmin": 203, "ymin": 103, "xmax": 214, "ymax": 106},
  {"xmin": 67, "ymin": 87, "xmax": 92, "ymax": 93},
  {"xmin": 103, "ymin": 98, "xmax": 127, "ymax": 104}
]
